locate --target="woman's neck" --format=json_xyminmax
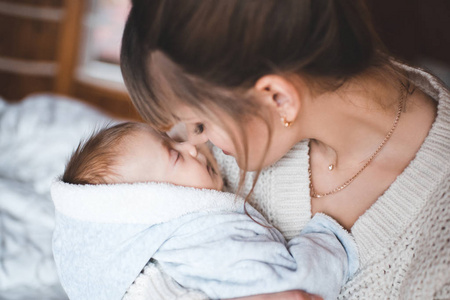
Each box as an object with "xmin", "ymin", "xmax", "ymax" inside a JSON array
[
  {"xmin": 303, "ymin": 73, "xmax": 437, "ymax": 229},
  {"xmin": 302, "ymin": 77, "xmax": 405, "ymax": 169}
]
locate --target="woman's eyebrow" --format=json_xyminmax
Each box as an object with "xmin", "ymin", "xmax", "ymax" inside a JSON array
[
  {"xmin": 176, "ymin": 116, "xmax": 198, "ymax": 122},
  {"xmin": 172, "ymin": 109, "xmax": 199, "ymax": 122},
  {"xmin": 172, "ymin": 114, "xmax": 181, "ymax": 122}
]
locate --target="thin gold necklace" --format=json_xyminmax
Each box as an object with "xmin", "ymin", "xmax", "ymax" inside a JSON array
[{"xmin": 309, "ymin": 89, "xmax": 405, "ymax": 198}]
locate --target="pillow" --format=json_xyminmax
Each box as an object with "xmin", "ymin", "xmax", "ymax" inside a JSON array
[{"xmin": 0, "ymin": 93, "xmax": 118, "ymax": 299}]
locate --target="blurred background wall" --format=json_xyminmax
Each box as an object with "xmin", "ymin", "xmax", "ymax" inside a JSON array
[
  {"xmin": 0, "ymin": 0, "xmax": 140, "ymax": 119},
  {"xmin": 0, "ymin": 0, "xmax": 448, "ymax": 120},
  {"xmin": 368, "ymin": 0, "xmax": 450, "ymax": 82}
]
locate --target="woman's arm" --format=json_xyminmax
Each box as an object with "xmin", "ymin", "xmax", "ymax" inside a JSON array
[{"xmin": 230, "ymin": 290, "xmax": 323, "ymax": 300}]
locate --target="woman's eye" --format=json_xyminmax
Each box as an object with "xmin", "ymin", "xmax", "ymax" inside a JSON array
[{"xmin": 193, "ymin": 123, "xmax": 205, "ymax": 135}]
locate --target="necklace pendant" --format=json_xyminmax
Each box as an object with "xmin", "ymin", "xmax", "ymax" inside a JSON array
[{"xmin": 309, "ymin": 86, "xmax": 404, "ymax": 198}]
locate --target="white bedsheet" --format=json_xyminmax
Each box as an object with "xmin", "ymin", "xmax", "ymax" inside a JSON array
[{"xmin": 0, "ymin": 94, "xmax": 115, "ymax": 299}]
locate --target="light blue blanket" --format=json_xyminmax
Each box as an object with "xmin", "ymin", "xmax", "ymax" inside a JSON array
[{"xmin": 51, "ymin": 181, "xmax": 359, "ymax": 300}]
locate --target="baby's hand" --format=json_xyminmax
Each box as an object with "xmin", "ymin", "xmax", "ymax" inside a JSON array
[{"xmin": 229, "ymin": 290, "xmax": 323, "ymax": 300}]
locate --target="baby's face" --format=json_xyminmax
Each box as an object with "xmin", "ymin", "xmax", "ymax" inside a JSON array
[{"xmin": 115, "ymin": 126, "xmax": 223, "ymax": 190}]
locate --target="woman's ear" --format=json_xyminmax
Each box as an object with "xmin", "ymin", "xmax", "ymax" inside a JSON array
[{"xmin": 254, "ymin": 75, "xmax": 301, "ymax": 125}]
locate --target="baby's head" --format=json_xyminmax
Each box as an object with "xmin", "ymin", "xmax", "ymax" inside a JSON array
[{"xmin": 63, "ymin": 122, "xmax": 223, "ymax": 190}]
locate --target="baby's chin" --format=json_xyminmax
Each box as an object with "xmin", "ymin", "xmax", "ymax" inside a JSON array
[
  {"xmin": 193, "ymin": 177, "xmax": 224, "ymax": 192},
  {"xmin": 215, "ymin": 177, "xmax": 224, "ymax": 191},
  {"xmin": 200, "ymin": 181, "xmax": 224, "ymax": 192}
]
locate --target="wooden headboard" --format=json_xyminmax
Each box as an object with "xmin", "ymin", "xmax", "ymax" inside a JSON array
[{"xmin": 0, "ymin": 0, "xmax": 140, "ymax": 120}]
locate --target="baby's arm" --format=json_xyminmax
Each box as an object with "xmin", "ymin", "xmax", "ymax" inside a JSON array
[
  {"xmin": 153, "ymin": 209, "xmax": 358, "ymax": 300},
  {"xmin": 284, "ymin": 213, "xmax": 359, "ymax": 299}
]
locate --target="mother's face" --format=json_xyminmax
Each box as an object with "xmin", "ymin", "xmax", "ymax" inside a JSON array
[{"xmin": 169, "ymin": 104, "xmax": 292, "ymax": 171}]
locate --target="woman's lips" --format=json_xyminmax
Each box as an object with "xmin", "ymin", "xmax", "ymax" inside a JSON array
[{"xmin": 222, "ymin": 150, "xmax": 231, "ymax": 156}]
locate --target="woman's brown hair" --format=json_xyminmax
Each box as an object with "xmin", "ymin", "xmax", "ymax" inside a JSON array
[{"xmin": 120, "ymin": 0, "xmax": 399, "ymax": 197}]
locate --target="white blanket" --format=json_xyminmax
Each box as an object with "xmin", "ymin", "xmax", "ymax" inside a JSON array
[
  {"xmin": 52, "ymin": 181, "xmax": 359, "ymax": 300},
  {"xmin": 0, "ymin": 94, "xmax": 114, "ymax": 299}
]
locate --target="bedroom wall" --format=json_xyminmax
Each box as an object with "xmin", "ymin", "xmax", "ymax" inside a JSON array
[{"xmin": 0, "ymin": 0, "xmax": 448, "ymax": 120}]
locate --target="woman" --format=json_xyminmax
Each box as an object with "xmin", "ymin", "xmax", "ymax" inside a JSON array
[{"xmin": 120, "ymin": 0, "xmax": 449, "ymax": 299}]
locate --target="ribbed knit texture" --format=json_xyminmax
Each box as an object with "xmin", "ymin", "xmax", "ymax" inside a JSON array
[
  {"xmin": 124, "ymin": 66, "xmax": 449, "ymax": 299},
  {"xmin": 123, "ymin": 260, "xmax": 208, "ymax": 300},
  {"xmin": 338, "ymin": 66, "xmax": 450, "ymax": 299},
  {"xmin": 214, "ymin": 140, "xmax": 312, "ymax": 240}
]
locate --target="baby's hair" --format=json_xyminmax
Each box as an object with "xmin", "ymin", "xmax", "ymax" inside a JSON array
[{"xmin": 63, "ymin": 122, "xmax": 146, "ymax": 185}]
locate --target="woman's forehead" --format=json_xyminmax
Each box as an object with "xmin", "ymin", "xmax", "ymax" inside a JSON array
[{"xmin": 171, "ymin": 104, "xmax": 201, "ymax": 122}]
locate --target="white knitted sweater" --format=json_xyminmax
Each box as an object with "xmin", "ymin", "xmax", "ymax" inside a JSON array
[{"xmin": 124, "ymin": 66, "xmax": 449, "ymax": 299}]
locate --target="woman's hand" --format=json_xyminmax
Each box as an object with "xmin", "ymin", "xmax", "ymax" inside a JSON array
[{"xmin": 229, "ymin": 290, "xmax": 323, "ymax": 300}]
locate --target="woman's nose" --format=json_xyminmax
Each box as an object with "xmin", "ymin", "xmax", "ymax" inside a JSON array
[{"xmin": 174, "ymin": 142, "xmax": 198, "ymax": 158}]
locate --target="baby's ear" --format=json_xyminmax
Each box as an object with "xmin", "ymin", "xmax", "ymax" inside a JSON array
[{"xmin": 254, "ymin": 75, "xmax": 302, "ymax": 125}]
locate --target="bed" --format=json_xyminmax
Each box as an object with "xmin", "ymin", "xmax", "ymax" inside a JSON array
[{"xmin": 0, "ymin": 94, "xmax": 116, "ymax": 299}]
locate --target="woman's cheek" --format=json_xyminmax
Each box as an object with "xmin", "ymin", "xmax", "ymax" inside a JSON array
[{"xmin": 207, "ymin": 130, "xmax": 236, "ymax": 156}]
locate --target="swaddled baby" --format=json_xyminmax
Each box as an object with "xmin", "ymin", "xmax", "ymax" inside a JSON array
[{"xmin": 52, "ymin": 122, "xmax": 359, "ymax": 300}]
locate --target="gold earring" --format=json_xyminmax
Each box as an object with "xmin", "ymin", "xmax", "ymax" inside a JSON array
[{"xmin": 281, "ymin": 116, "xmax": 293, "ymax": 128}]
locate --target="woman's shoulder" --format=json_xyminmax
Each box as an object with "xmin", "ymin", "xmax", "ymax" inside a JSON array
[{"xmin": 400, "ymin": 62, "xmax": 449, "ymax": 103}]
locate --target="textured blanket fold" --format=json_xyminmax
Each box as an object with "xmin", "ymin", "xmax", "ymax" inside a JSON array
[{"xmin": 52, "ymin": 181, "xmax": 358, "ymax": 300}]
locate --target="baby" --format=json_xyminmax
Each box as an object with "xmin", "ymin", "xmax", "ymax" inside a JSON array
[
  {"xmin": 52, "ymin": 122, "xmax": 358, "ymax": 300},
  {"xmin": 61, "ymin": 121, "xmax": 223, "ymax": 190}
]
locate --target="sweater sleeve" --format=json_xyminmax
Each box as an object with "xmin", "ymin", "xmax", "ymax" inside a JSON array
[
  {"xmin": 123, "ymin": 259, "xmax": 208, "ymax": 300},
  {"xmin": 153, "ymin": 212, "xmax": 358, "ymax": 300}
]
